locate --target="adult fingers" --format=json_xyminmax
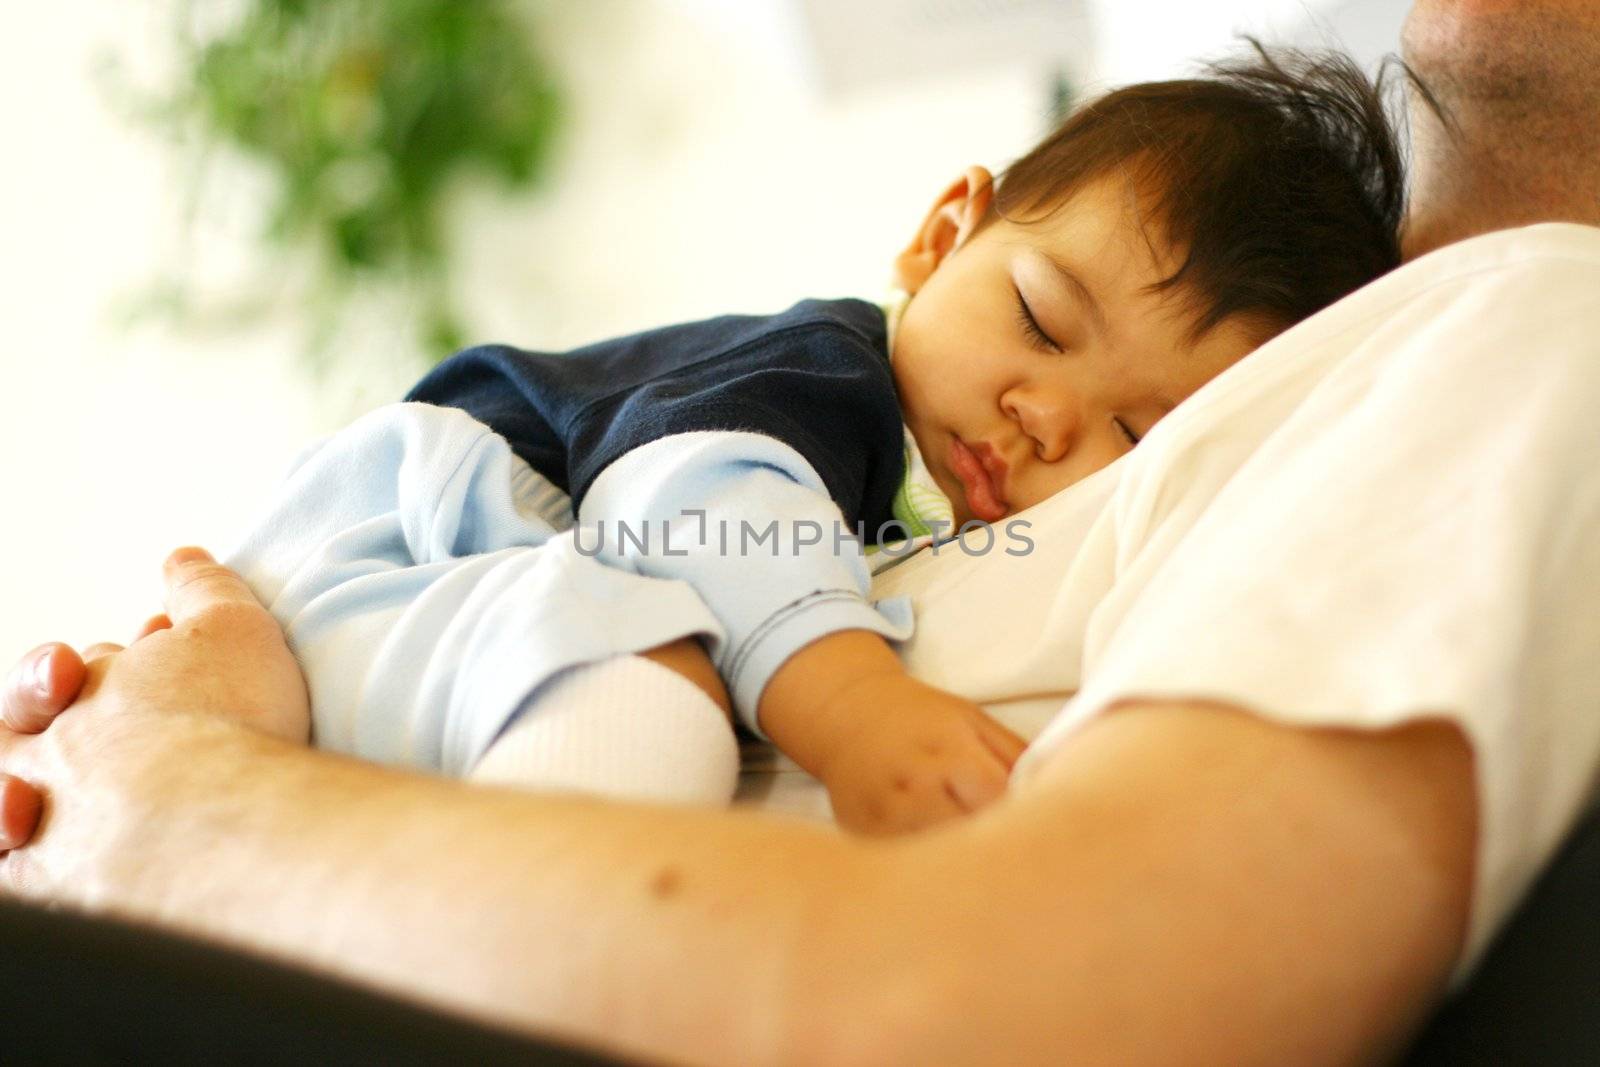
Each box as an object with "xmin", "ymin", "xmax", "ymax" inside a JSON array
[
  {"xmin": 161, "ymin": 547, "xmax": 264, "ymax": 626},
  {"xmin": 2, "ymin": 643, "xmax": 87, "ymax": 734},
  {"xmin": 0, "ymin": 775, "xmax": 43, "ymax": 851},
  {"xmin": 82, "ymin": 642, "xmax": 125, "ymax": 663}
]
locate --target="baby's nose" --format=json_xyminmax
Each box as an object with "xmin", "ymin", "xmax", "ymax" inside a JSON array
[{"xmin": 1006, "ymin": 388, "xmax": 1079, "ymax": 463}]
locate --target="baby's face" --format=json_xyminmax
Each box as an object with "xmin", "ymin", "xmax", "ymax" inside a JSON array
[{"xmin": 891, "ymin": 170, "xmax": 1261, "ymax": 527}]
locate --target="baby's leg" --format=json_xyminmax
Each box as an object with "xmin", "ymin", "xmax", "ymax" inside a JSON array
[
  {"xmin": 468, "ymin": 637, "xmax": 740, "ymax": 806},
  {"xmin": 635, "ymin": 636, "xmax": 733, "ymax": 721},
  {"xmin": 227, "ymin": 402, "xmax": 731, "ymax": 778}
]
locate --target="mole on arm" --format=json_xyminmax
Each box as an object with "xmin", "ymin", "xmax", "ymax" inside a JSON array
[{"xmin": 648, "ymin": 866, "xmax": 683, "ymax": 901}]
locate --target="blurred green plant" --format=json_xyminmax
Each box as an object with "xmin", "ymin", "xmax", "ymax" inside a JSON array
[{"xmin": 140, "ymin": 0, "xmax": 562, "ymax": 363}]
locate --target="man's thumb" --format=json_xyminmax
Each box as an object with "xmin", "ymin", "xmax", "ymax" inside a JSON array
[{"xmin": 161, "ymin": 547, "xmax": 263, "ymax": 624}]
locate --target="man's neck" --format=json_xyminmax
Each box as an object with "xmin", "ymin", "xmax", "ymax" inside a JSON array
[
  {"xmin": 1401, "ymin": 198, "xmax": 1592, "ymax": 261},
  {"xmin": 1399, "ymin": 1, "xmax": 1600, "ymax": 260},
  {"xmin": 1401, "ymin": 150, "xmax": 1600, "ymax": 261}
]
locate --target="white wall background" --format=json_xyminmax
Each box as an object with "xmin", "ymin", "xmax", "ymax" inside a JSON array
[{"xmin": 0, "ymin": 0, "xmax": 1407, "ymax": 664}]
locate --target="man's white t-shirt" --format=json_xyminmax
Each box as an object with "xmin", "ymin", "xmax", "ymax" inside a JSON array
[
  {"xmin": 991, "ymin": 222, "xmax": 1600, "ymax": 984},
  {"xmin": 748, "ymin": 222, "xmax": 1600, "ymax": 985}
]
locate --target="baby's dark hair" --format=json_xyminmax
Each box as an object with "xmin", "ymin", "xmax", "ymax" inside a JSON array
[{"xmin": 986, "ymin": 41, "xmax": 1406, "ymax": 343}]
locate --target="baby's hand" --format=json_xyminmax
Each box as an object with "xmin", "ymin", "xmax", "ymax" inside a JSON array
[{"xmin": 815, "ymin": 676, "xmax": 1028, "ymax": 836}]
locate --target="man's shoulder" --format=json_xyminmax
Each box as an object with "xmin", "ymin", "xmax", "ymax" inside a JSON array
[
  {"xmin": 1404, "ymin": 223, "xmax": 1600, "ymax": 288},
  {"xmin": 1377, "ymin": 223, "xmax": 1600, "ymax": 345},
  {"xmin": 1234, "ymin": 221, "xmax": 1600, "ymax": 384}
]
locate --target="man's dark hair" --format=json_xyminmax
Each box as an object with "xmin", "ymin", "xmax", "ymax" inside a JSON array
[{"xmin": 986, "ymin": 41, "xmax": 1406, "ymax": 344}]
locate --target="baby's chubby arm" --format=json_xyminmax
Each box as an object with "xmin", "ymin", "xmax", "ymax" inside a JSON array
[
  {"xmin": 758, "ymin": 629, "xmax": 1028, "ymax": 835},
  {"xmin": 576, "ymin": 431, "xmax": 923, "ymax": 734},
  {"xmin": 578, "ymin": 430, "xmax": 1025, "ymax": 831}
]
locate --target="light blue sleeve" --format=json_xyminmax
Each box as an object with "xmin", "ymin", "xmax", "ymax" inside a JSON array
[
  {"xmin": 576, "ymin": 430, "xmax": 916, "ymax": 737},
  {"xmin": 224, "ymin": 402, "xmax": 726, "ymax": 775}
]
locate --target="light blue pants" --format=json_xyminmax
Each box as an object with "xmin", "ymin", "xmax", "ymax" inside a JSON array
[{"xmin": 225, "ymin": 403, "xmax": 726, "ymax": 776}]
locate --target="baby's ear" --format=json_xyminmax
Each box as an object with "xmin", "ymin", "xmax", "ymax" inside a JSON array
[{"xmin": 892, "ymin": 166, "xmax": 995, "ymax": 294}]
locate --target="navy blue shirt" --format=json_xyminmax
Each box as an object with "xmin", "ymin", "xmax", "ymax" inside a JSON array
[{"xmin": 406, "ymin": 298, "xmax": 909, "ymax": 538}]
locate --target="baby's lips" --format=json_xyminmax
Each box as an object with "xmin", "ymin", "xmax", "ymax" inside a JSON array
[
  {"xmin": 970, "ymin": 440, "xmax": 1011, "ymax": 507},
  {"xmin": 949, "ymin": 438, "xmax": 1008, "ymax": 522}
]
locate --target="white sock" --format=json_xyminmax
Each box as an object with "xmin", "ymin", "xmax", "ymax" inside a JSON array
[{"xmin": 467, "ymin": 654, "xmax": 740, "ymax": 806}]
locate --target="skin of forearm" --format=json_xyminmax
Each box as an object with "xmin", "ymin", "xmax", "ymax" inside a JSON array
[
  {"xmin": 103, "ymin": 712, "xmax": 893, "ymax": 1066},
  {"xmin": 35, "ymin": 700, "xmax": 1470, "ymax": 1067},
  {"xmin": 754, "ymin": 629, "xmax": 906, "ymax": 774}
]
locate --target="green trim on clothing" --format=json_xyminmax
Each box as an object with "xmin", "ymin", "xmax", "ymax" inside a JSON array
[{"xmin": 866, "ymin": 291, "xmax": 956, "ymax": 561}]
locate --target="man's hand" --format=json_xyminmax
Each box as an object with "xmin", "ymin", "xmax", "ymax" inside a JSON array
[
  {"xmin": 0, "ymin": 547, "xmax": 310, "ymax": 867},
  {"xmin": 0, "ymin": 643, "xmax": 84, "ymax": 849},
  {"xmin": 813, "ymin": 674, "xmax": 1027, "ymax": 835},
  {"xmin": 0, "ymin": 588, "xmax": 188, "ymax": 850},
  {"xmin": 94, "ymin": 547, "xmax": 310, "ymax": 744},
  {"xmin": 4, "ymin": 547, "xmax": 307, "ymax": 744}
]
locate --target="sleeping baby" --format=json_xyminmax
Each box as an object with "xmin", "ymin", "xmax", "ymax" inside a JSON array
[{"xmin": 227, "ymin": 45, "xmax": 1405, "ymax": 834}]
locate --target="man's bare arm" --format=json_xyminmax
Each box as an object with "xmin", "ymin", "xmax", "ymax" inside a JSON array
[{"xmin": 3, "ymin": 642, "xmax": 1474, "ymax": 1066}]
